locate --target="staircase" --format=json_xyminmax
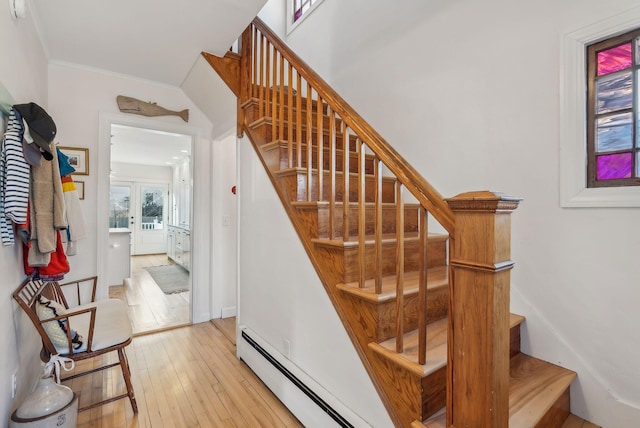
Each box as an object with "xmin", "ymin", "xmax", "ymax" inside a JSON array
[{"xmin": 205, "ymin": 18, "xmax": 579, "ymax": 427}]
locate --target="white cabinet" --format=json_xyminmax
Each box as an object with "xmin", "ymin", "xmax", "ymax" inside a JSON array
[
  {"xmin": 167, "ymin": 225, "xmax": 190, "ymax": 271},
  {"xmin": 108, "ymin": 229, "xmax": 131, "ymax": 286}
]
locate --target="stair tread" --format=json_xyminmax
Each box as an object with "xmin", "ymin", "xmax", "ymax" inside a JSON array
[
  {"xmin": 370, "ymin": 314, "xmax": 525, "ymax": 377},
  {"xmin": 509, "ymin": 353, "xmax": 577, "ymax": 426},
  {"xmin": 369, "ymin": 318, "xmax": 449, "ymax": 377},
  {"xmin": 312, "ymin": 232, "xmax": 446, "ymax": 248},
  {"xmin": 415, "ymin": 353, "xmax": 577, "ymax": 427},
  {"xmin": 337, "ymin": 266, "xmax": 448, "ymax": 303}
]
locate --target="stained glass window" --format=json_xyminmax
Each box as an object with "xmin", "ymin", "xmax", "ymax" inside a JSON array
[
  {"xmin": 293, "ymin": 0, "xmax": 320, "ymax": 23},
  {"xmin": 587, "ymin": 28, "xmax": 640, "ymax": 187}
]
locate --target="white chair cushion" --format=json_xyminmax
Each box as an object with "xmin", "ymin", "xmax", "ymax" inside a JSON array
[{"xmin": 54, "ymin": 298, "xmax": 133, "ymax": 354}]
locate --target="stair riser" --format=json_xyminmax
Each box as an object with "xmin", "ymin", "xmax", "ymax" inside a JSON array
[
  {"xmin": 277, "ymin": 170, "xmax": 396, "ymax": 204},
  {"xmin": 295, "ymin": 204, "xmax": 419, "ymax": 239},
  {"xmin": 244, "ymin": 94, "xmax": 329, "ymax": 123},
  {"xmin": 534, "ymin": 388, "xmax": 570, "ymax": 428},
  {"xmin": 320, "ymin": 238, "xmax": 446, "ymax": 284},
  {"xmin": 250, "ymin": 118, "xmax": 357, "ymax": 152},
  {"xmin": 352, "ymin": 238, "xmax": 446, "ymax": 282},
  {"xmin": 377, "ymin": 285, "xmax": 449, "ymax": 342},
  {"xmin": 421, "ymin": 367, "xmax": 447, "ymax": 419},
  {"xmin": 262, "ymin": 143, "xmax": 375, "ymax": 175},
  {"xmin": 244, "ymin": 97, "xmax": 342, "ymax": 134}
]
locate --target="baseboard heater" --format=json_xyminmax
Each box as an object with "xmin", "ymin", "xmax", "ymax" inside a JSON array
[{"xmin": 241, "ymin": 330, "xmax": 354, "ymax": 428}]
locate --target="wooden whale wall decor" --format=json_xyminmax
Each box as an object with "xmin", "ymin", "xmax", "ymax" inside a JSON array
[{"xmin": 116, "ymin": 95, "xmax": 189, "ymax": 122}]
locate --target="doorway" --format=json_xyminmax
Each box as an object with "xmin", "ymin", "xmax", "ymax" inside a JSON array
[{"xmin": 108, "ymin": 123, "xmax": 192, "ymax": 334}]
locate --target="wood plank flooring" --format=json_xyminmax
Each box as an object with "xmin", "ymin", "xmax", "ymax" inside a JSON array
[
  {"xmin": 109, "ymin": 254, "xmax": 190, "ymax": 335},
  {"xmin": 211, "ymin": 317, "xmax": 237, "ymax": 345},
  {"xmin": 69, "ymin": 320, "xmax": 302, "ymax": 427}
]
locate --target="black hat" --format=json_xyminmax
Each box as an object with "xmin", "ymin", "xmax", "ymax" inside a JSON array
[{"xmin": 13, "ymin": 102, "xmax": 56, "ymax": 161}]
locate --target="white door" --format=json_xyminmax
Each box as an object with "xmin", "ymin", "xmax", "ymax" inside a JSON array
[{"xmin": 132, "ymin": 183, "xmax": 169, "ymax": 255}]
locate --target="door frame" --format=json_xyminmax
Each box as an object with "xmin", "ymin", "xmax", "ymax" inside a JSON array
[{"xmin": 97, "ymin": 112, "xmax": 205, "ymax": 322}]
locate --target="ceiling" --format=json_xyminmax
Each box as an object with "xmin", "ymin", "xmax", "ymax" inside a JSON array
[
  {"xmin": 29, "ymin": 0, "xmax": 267, "ymax": 86},
  {"xmin": 110, "ymin": 124, "xmax": 192, "ymax": 167},
  {"xmin": 27, "ymin": 0, "xmax": 266, "ymax": 165}
]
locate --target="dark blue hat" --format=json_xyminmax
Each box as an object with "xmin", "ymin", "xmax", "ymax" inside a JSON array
[{"xmin": 13, "ymin": 102, "xmax": 56, "ymax": 161}]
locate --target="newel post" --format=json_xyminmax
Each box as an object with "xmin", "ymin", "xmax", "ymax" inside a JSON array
[{"xmin": 445, "ymin": 191, "xmax": 522, "ymax": 428}]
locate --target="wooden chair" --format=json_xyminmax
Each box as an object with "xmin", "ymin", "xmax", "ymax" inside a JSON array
[{"xmin": 13, "ymin": 276, "xmax": 138, "ymax": 413}]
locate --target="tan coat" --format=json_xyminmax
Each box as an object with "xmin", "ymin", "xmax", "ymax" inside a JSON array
[{"xmin": 29, "ymin": 143, "xmax": 67, "ymax": 262}]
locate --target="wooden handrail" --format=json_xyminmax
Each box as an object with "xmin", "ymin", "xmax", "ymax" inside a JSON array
[{"xmin": 251, "ymin": 17, "xmax": 455, "ymax": 235}]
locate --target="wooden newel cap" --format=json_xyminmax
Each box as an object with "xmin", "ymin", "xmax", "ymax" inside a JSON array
[{"xmin": 446, "ymin": 190, "xmax": 523, "ymax": 212}]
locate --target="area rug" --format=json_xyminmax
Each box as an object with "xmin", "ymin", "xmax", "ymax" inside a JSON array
[{"xmin": 144, "ymin": 264, "xmax": 189, "ymax": 294}]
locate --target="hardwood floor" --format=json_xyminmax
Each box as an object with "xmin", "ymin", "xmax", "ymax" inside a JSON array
[
  {"xmin": 211, "ymin": 317, "xmax": 237, "ymax": 345},
  {"xmin": 70, "ymin": 320, "xmax": 302, "ymax": 427},
  {"xmin": 109, "ymin": 254, "xmax": 190, "ymax": 335}
]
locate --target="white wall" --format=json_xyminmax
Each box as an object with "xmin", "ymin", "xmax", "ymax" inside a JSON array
[
  {"xmin": 0, "ymin": 2, "xmax": 50, "ymax": 423},
  {"xmin": 253, "ymin": 0, "xmax": 640, "ymax": 426},
  {"xmin": 211, "ymin": 132, "xmax": 238, "ymax": 318},
  {"xmin": 47, "ymin": 62, "xmax": 213, "ymax": 284},
  {"xmin": 111, "ymin": 162, "xmax": 173, "ymax": 183}
]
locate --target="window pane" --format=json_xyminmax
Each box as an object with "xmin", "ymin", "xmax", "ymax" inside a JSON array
[
  {"xmin": 636, "ymin": 37, "xmax": 640, "ymax": 65},
  {"xmin": 596, "ymin": 152, "xmax": 632, "ymax": 180},
  {"xmin": 596, "ymin": 112, "xmax": 633, "ymax": 152},
  {"xmin": 109, "ymin": 186, "xmax": 130, "ymax": 228},
  {"xmin": 141, "ymin": 187, "xmax": 164, "ymax": 230},
  {"xmin": 597, "ymin": 43, "xmax": 632, "ymax": 75},
  {"xmin": 596, "ymin": 71, "xmax": 633, "ymax": 114}
]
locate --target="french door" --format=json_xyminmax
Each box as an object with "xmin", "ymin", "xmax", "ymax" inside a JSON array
[{"xmin": 110, "ymin": 181, "xmax": 169, "ymax": 255}]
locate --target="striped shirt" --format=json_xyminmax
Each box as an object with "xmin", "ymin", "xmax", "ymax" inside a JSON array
[{"xmin": 1, "ymin": 109, "xmax": 30, "ymax": 246}]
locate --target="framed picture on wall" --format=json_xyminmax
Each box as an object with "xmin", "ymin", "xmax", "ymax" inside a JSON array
[
  {"xmin": 75, "ymin": 180, "xmax": 85, "ymax": 200},
  {"xmin": 59, "ymin": 146, "xmax": 89, "ymax": 175}
]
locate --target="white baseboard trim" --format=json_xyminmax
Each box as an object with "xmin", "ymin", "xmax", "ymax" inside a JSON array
[{"xmin": 221, "ymin": 306, "xmax": 237, "ymax": 318}]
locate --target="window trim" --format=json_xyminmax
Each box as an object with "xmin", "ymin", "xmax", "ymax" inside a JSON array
[
  {"xmin": 560, "ymin": 6, "xmax": 640, "ymax": 207},
  {"xmin": 286, "ymin": 0, "xmax": 324, "ymax": 35}
]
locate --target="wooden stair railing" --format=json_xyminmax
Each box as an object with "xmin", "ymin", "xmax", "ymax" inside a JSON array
[{"xmin": 203, "ymin": 17, "xmax": 524, "ymax": 427}]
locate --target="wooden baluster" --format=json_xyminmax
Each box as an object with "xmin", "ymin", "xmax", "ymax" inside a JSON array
[
  {"xmin": 252, "ymin": 25, "xmax": 257, "ymax": 99},
  {"xmin": 317, "ymin": 94, "xmax": 324, "ymax": 203},
  {"xmin": 328, "ymin": 108, "xmax": 336, "ymax": 240},
  {"xmin": 342, "ymin": 122, "xmax": 350, "ymax": 241},
  {"xmin": 265, "ymin": 40, "xmax": 271, "ymax": 119},
  {"xmin": 358, "ymin": 139, "xmax": 366, "ymax": 288},
  {"xmin": 374, "ymin": 158, "xmax": 383, "ymax": 294},
  {"xmin": 271, "ymin": 47, "xmax": 277, "ymax": 143},
  {"xmin": 279, "ymin": 54, "xmax": 285, "ymax": 142},
  {"xmin": 296, "ymin": 74, "xmax": 302, "ymax": 168},
  {"xmin": 287, "ymin": 64, "xmax": 293, "ymax": 168},
  {"xmin": 418, "ymin": 207, "xmax": 428, "ymax": 365},
  {"xmin": 258, "ymin": 34, "xmax": 264, "ymax": 118},
  {"xmin": 395, "ymin": 182, "xmax": 404, "ymax": 353},
  {"xmin": 306, "ymin": 83, "xmax": 313, "ymax": 201}
]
